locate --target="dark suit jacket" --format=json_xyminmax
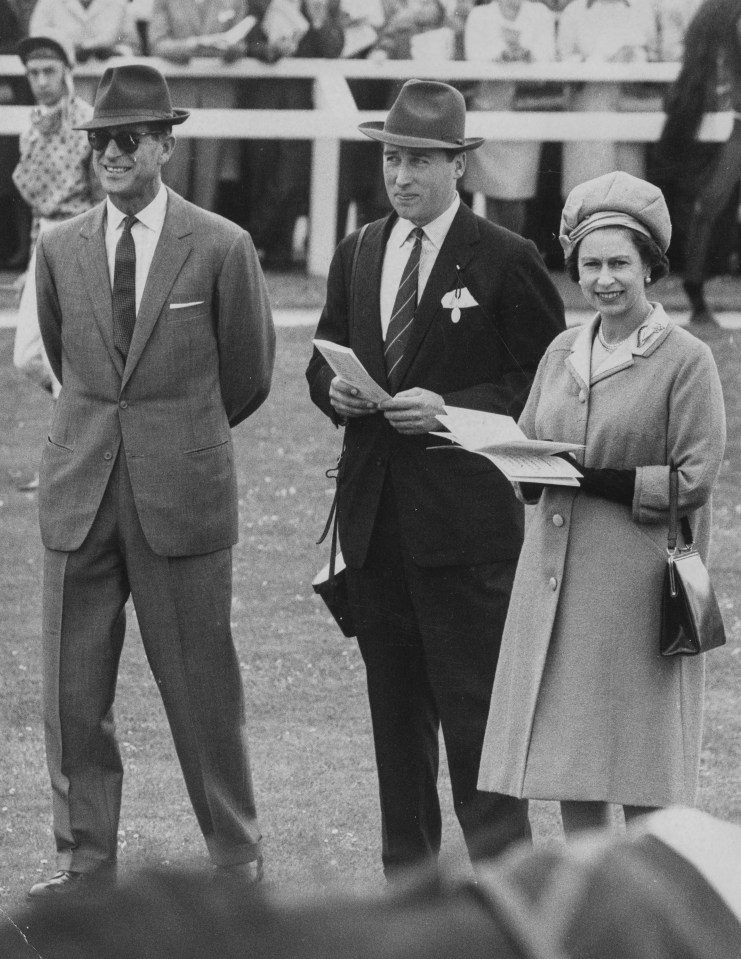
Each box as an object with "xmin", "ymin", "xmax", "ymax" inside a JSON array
[
  {"xmin": 306, "ymin": 202, "xmax": 566, "ymax": 569},
  {"xmin": 36, "ymin": 188, "xmax": 275, "ymax": 557}
]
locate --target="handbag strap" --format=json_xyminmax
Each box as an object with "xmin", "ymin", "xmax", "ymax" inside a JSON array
[
  {"xmin": 316, "ymin": 224, "xmax": 369, "ymax": 560},
  {"xmin": 667, "ymin": 464, "xmax": 694, "ymax": 551}
]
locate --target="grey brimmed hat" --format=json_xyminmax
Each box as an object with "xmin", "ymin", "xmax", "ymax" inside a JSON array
[
  {"xmin": 560, "ymin": 171, "xmax": 672, "ymax": 258},
  {"xmin": 18, "ymin": 31, "xmax": 75, "ymax": 68},
  {"xmin": 358, "ymin": 79, "xmax": 483, "ymax": 151},
  {"xmin": 73, "ymin": 64, "xmax": 190, "ymax": 131}
]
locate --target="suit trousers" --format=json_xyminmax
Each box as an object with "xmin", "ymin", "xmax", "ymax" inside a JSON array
[
  {"xmin": 41, "ymin": 451, "xmax": 262, "ymax": 872},
  {"xmin": 345, "ymin": 478, "xmax": 529, "ymax": 876}
]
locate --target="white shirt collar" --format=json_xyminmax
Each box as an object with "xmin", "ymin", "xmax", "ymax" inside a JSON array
[
  {"xmin": 106, "ymin": 183, "xmax": 168, "ymax": 234},
  {"xmin": 393, "ymin": 192, "xmax": 460, "ymax": 250}
]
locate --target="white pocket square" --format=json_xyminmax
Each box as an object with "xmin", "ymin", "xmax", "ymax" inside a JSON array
[
  {"xmin": 170, "ymin": 300, "xmax": 205, "ymax": 310},
  {"xmin": 441, "ymin": 287, "xmax": 478, "ymax": 310}
]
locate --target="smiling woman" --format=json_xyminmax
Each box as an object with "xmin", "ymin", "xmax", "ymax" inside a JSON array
[{"xmin": 477, "ymin": 171, "xmax": 727, "ymax": 838}]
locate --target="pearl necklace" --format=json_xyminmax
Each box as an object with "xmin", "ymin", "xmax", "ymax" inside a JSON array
[
  {"xmin": 596, "ymin": 324, "xmax": 630, "ymax": 353},
  {"xmin": 598, "ymin": 306, "xmax": 655, "ymax": 353}
]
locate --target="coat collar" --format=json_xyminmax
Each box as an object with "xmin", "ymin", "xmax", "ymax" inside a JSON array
[
  {"xmin": 77, "ymin": 188, "xmax": 194, "ymax": 387},
  {"xmin": 565, "ymin": 302, "xmax": 674, "ymax": 393}
]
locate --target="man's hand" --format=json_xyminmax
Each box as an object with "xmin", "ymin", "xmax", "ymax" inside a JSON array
[
  {"xmin": 380, "ymin": 388, "xmax": 445, "ymax": 435},
  {"xmin": 329, "ymin": 376, "xmax": 379, "ymax": 419}
]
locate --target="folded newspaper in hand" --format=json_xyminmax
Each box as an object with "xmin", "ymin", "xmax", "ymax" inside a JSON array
[
  {"xmin": 313, "ymin": 339, "xmax": 391, "ymax": 404},
  {"xmin": 432, "ymin": 406, "xmax": 584, "ymax": 486}
]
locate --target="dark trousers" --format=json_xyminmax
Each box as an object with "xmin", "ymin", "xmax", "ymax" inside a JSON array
[
  {"xmin": 41, "ymin": 453, "xmax": 261, "ymax": 872},
  {"xmin": 345, "ymin": 480, "xmax": 529, "ymax": 876}
]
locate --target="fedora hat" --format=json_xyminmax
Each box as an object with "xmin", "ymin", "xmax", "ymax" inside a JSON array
[
  {"xmin": 18, "ymin": 31, "xmax": 75, "ymax": 68},
  {"xmin": 358, "ymin": 79, "xmax": 483, "ymax": 152},
  {"xmin": 74, "ymin": 64, "xmax": 189, "ymax": 131}
]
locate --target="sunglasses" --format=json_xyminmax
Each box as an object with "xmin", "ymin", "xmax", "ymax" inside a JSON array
[{"xmin": 87, "ymin": 129, "xmax": 159, "ymax": 154}]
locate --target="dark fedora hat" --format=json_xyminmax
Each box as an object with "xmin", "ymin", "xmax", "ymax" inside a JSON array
[
  {"xmin": 74, "ymin": 64, "xmax": 190, "ymax": 131},
  {"xmin": 358, "ymin": 79, "xmax": 483, "ymax": 152}
]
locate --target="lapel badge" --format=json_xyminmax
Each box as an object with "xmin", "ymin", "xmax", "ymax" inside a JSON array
[{"xmin": 441, "ymin": 286, "xmax": 478, "ymax": 322}]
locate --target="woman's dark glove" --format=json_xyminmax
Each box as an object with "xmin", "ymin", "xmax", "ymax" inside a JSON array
[
  {"xmin": 578, "ymin": 467, "xmax": 636, "ymax": 506},
  {"xmin": 554, "ymin": 452, "xmax": 635, "ymax": 506}
]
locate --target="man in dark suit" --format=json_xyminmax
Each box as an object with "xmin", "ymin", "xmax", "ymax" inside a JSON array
[
  {"xmin": 306, "ymin": 79, "xmax": 565, "ymax": 877},
  {"xmin": 30, "ymin": 64, "xmax": 275, "ymax": 897}
]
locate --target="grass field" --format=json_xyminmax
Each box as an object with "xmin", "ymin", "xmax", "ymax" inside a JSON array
[{"xmin": 1, "ymin": 317, "xmax": 739, "ymax": 911}]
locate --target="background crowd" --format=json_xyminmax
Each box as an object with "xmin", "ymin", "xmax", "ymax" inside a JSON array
[{"xmin": 1, "ymin": 0, "xmax": 737, "ymax": 277}]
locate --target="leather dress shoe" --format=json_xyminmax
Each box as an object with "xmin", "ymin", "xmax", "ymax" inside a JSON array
[
  {"xmin": 213, "ymin": 855, "xmax": 264, "ymax": 886},
  {"xmin": 28, "ymin": 868, "xmax": 114, "ymax": 899}
]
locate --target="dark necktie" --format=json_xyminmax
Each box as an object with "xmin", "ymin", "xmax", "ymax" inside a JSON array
[
  {"xmin": 385, "ymin": 227, "xmax": 424, "ymax": 392},
  {"xmin": 112, "ymin": 215, "xmax": 137, "ymax": 358}
]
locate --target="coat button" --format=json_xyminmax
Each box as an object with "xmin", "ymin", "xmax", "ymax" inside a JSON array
[
  {"xmin": 119, "ymin": 400, "xmax": 128, "ymax": 409},
  {"xmin": 104, "ymin": 451, "xmax": 113, "ymax": 461},
  {"xmin": 578, "ymin": 389, "xmax": 587, "ymax": 403},
  {"xmin": 549, "ymin": 576, "xmax": 558, "ymax": 590},
  {"xmin": 552, "ymin": 514, "xmax": 564, "ymax": 527}
]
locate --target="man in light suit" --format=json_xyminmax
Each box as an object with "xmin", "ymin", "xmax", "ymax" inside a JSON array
[
  {"xmin": 306, "ymin": 80, "xmax": 565, "ymax": 877},
  {"xmin": 30, "ymin": 64, "xmax": 275, "ymax": 897}
]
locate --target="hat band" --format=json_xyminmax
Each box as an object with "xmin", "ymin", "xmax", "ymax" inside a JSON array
[
  {"xmin": 24, "ymin": 45, "xmax": 67, "ymax": 63},
  {"xmin": 560, "ymin": 211, "xmax": 653, "ymax": 257},
  {"xmin": 385, "ymin": 125, "xmax": 464, "ymax": 146}
]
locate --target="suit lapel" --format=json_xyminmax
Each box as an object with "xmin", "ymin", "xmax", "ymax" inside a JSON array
[
  {"xmin": 394, "ymin": 203, "xmax": 478, "ymax": 390},
  {"xmin": 78, "ymin": 203, "xmax": 124, "ymax": 378},
  {"xmin": 352, "ymin": 215, "xmax": 393, "ymax": 392},
  {"xmin": 122, "ymin": 190, "xmax": 193, "ymax": 389}
]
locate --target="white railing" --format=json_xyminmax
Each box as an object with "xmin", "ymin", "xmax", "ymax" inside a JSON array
[{"xmin": 0, "ymin": 56, "xmax": 730, "ymax": 276}]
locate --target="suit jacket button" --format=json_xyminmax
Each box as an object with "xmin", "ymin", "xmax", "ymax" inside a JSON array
[
  {"xmin": 549, "ymin": 576, "xmax": 558, "ymax": 590},
  {"xmin": 578, "ymin": 389, "xmax": 587, "ymax": 403},
  {"xmin": 552, "ymin": 514, "xmax": 564, "ymax": 527},
  {"xmin": 119, "ymin": 400, "xmax": 128, "ymax": 409},
  {"xmin": 104, "ymin": 452, "xmax": 113, "ymax": 460}
]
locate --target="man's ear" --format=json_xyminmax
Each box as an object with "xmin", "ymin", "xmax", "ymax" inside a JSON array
[
  {"xmin": 160, "ymin": 134, "xmax": 176, "ymax": 168},
  {"xmin": 452, "ymin": 152, "xmax": 467, "ymax": 181}
]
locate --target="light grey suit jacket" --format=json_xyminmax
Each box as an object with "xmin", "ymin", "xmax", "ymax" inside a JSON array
[{"xmin": 36, "ymin": 188, "xmax": 275, "ymax": 557}]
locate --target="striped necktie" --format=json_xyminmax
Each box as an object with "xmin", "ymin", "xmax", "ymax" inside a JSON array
[
  {"xmin": 112, "ymin": 215, "xmax": 137, "ymax": 358},
  {"xmin": 385, "ymin": 227, "xmax": 424, "ymax": 392}
]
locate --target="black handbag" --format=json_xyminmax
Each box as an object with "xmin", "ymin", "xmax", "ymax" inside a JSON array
[
  {"xmin": 660, "ymin": 467, "xmax": 726, "ymax": 657},
  {"xmin": 312, "ymin": 449, "xmax": 355, "ymax": 638}
]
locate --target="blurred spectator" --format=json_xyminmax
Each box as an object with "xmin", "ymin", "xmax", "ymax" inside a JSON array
[
  {"xmin": 338, "ymin": 0, "xmax": 385, "ymax": 56},
  {"xmin": 462, "ymin": 0, "xmax": 556, "ymax": 235},
  {"xmin": 370, "ymin": 0, "xmax": 455, "ymax": 61},
  {"xmin": 11, "ymin": 31, "xmax": 101, "ymax": 489},
  {"xmin": 335, "ymin": 0, "xmax": 392, "ymax": 243},
  {"xmin": 558, "ymin": 0, "xmax": 658, "ymax": 198},
  {"xmin": 128, "ymin": 0, "xmax": 154, "ymax": 55},
  {"xmin": 654, "ymin": 0, "xmax": 741, "ymax": 321},
  {"xmin": 29, "ymin": 0, "xmax": 136, "ymax": 61},
  {"xmin": 6, "ymin": 0, "xmax": 36, "ymax": 35},
  {"xmin": 244, "ymin": 0, "xmax": 344, "ymax": 268},
  {"xmin": 0, "ymin": 0, "xmax": 32, "ymax": 268},
  {"xmin": 650, "ymin": 0, "xmax": 703, "ymax": 61},
  {"xmin": 149, "ymin": 0, "xmax": 258, "ymax": 213}
]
